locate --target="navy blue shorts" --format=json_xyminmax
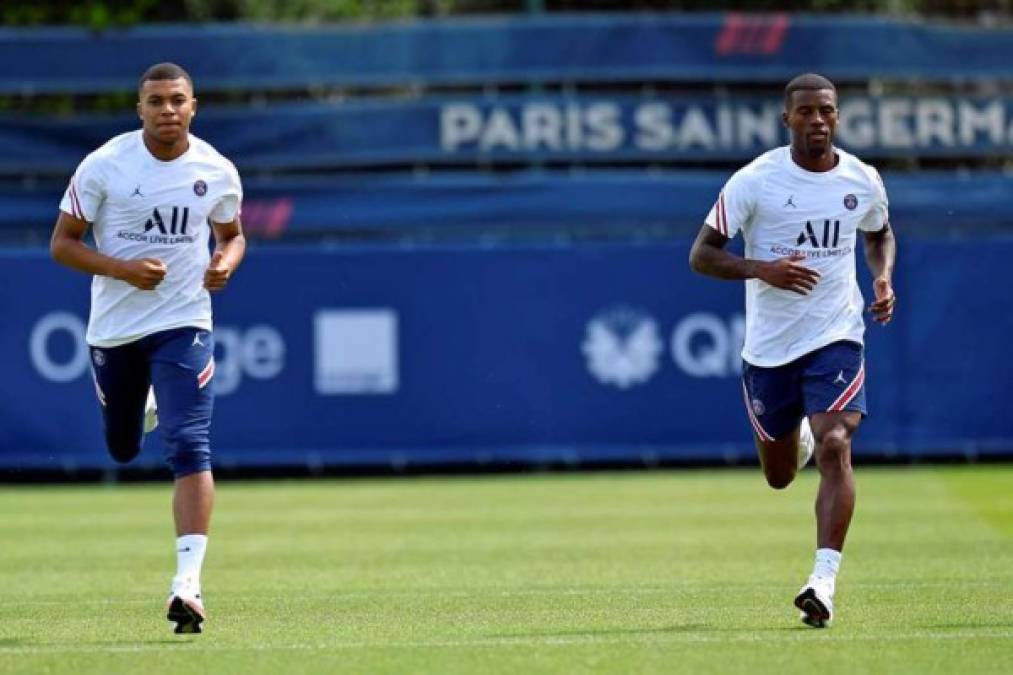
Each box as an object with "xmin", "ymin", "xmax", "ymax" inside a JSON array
[
  {"xmin": 741, "ymin": 340, "xmax": 866, "ymax": 442},
  {"xmin": 90, "ymin": 326, "xmax": 215, "ymax": 477}
]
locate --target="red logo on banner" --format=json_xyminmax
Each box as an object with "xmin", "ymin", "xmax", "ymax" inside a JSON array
[
  {"xmin": 241, "ymin": 198, "xmax": 294, "ymax": 239},
  {"xmin": 715, "ymin": 13, "xmax": 790, "ymax": 56}
]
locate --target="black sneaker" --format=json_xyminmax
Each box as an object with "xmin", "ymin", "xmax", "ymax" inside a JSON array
[
  {"xmin": 166, "ymin": 593, "xmax": 206, "ymax": 634},
  {"xmin": 794, "ymin": 577, "xmax": 834, "ymax": 628}
]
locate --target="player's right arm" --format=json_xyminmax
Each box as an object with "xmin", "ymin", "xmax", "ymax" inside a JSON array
[
  {"xmin": 689, "ymin": 168, "xmax": 820, "ymax": 295},
  {"xmin": 50, "ymin": 211, "xmax": 166, "ymax": 290},
  {"xmin": 688, "ymin": 225, "xmax": 820, "ymax": 295}
]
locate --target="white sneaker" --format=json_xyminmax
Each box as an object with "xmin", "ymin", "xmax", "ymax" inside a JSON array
[
  {"xmin": 166, "ymin": 583, "xmax": 205, "ymax": 634},
  {"xmin": 794, "ymin": 575, "xmax": 834, "ymax": 628},
  {"xmin": 143, "ymin": 387, "xmax": 158, "ymax": 433},
  {"xmin": 797, "ymin": 417, "xmax": 815, "ymax": 470}
]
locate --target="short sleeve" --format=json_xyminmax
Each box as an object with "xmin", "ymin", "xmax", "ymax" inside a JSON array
[
  {"xmin": 209, "ymin": 162, "xmax": 243, "ymax": 223},
  {"xmin": 704, "ymin": 169, "xmax": 755, "ymax": 239},
  {"xmin": 858, "ymin": 166, "xmax": 889, "ymax": 232},
  {"xmin": 60, "ymin": 154, "xmax": 105, "ymax": 223}
]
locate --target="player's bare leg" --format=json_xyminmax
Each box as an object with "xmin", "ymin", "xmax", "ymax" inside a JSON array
[
  {"xmin": 793, "ymin": 410, "xmax": 860, "ymax": 627},
  {"xmin": 167, "ymin": 470, "xmax": 214, "ymax": 633},
  {"xmin": 810, "ymin": 411, "xmax": 859, "ymax": 551},
  {"xmin": 174, "ymin": 470, "xmax": 214, "ymax": 536},
  {"xmin": 754, "ymin": 417, "xmax": 815, "ymax": 489}
]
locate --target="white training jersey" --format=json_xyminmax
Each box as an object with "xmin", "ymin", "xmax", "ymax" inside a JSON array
[
  {"xmin": 60, "ymin": 130, "xmax": 242, "ymax": 347},
  {"xmin": 705, "ymin": 146, "xmax": 889, "ymax": 367}
]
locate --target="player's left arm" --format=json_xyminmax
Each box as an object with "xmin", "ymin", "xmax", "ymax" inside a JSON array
[
  {"xmin": 862, "ymin": 222, "xmax": 896, "ymax": 325},
  {"xmin": 204, "ymin": 218, "xmax": 246, "ymax": 291}
]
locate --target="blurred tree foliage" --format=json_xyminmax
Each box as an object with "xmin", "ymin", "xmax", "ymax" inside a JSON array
[{"xmin": 3, "ymin": 0, "xmax": 1005, "ymax": 28}]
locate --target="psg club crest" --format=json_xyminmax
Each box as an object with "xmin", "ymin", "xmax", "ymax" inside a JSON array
[
  {"xmin": 193, "ymin": 180, "xmax": 208, "ymax": 197},
  {"xmin": 843, "ymin": 194, "xmax": 858, "ymax": 210},
  {"xmin": 751, "ymin": 398, "xmax": 765, "ymax": 416},
  {"xmin": 92, "ymin": 349, "xmax": 105, "ymax": 367}
]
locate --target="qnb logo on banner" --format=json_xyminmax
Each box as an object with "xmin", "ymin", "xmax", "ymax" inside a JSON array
[
  {"xmin": 313, "ymin": 309, "xmax": 399, "ymax": 395},
  {"xmin": 582, "ymin": 306, "xmax": 745, "ymax": 389},
  {"xmin": 28, "ymin": 311, "xmax": 284, "ymax": 395},
  {"xmin": 670, "ymin": 312, "xmax": 746, "ymax": 378}
]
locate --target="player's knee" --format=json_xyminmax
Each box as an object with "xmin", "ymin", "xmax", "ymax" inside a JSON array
[
  {"xmin": 166, "ymin": 443, "xmax": 212, "ymax": 478},
  {"xmin": 163, "ymin": 425, "xmax": 212, "ymax": 478},
  {"xmin": 816, "ymin": 428, "xmax": 852, "ymax": 470}
]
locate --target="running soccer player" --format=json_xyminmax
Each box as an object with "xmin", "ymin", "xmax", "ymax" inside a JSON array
[
  {"xmin": 50, "ymin": 62, "xmax": 245, "ymax": 634},
  {"xmin": 688, "ymin": 73, "xmax": 897, "ymax": 628}
]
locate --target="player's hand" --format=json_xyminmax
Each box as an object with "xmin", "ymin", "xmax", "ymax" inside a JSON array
[
  {"xmin": 115, "ymin": 258, "xmax": 167, "ymax": 290},
  {"xmin": 756, "ymin": 254, "xmax": 821, "ymax": 295},
  {"xmin": 204, "ymin": 250, "xmax": 231, "ymax": 291},
  {"xmin": 868, "ymin": 276, "xmax": 896, "ymax": 325}
]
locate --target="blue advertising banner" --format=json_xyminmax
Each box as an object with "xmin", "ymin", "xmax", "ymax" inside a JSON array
[
  {"xmin": 2, "ymin": 15, "xmax": 1012, "ymax": 94},
  {"xmin": 5, "ymin": 95, "xmax": 1013, "ymax": 175},
  {"xmin": 0, "ymin": 239, "xmax": 1010, "ymax": 473},
  {"xmin": 2, "ymin": 171, "xmax": 1009, "ymax": 240}
]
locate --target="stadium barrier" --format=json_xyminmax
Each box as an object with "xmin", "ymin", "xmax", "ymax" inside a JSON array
[
  {"xmin": 3, "ymin": 15, "xmax": 1011, "ymax": 241},
  {"xmin": 1, "ymin": 240, "xmax": 1009, "ymax": 473},
  {"xmin": 5, "ymin": 94, "xmax": 1013, "ymax": 176},
  {"xmin": 2, "ymin": 171, "xmax": 1009, "ymax": 239},
  {"xmin": 2, "ymin": 15, "xmax": 1011, "ymax": 94}
]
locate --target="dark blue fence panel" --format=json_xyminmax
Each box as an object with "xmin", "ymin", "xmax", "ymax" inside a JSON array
[
  {"xmin": 3, "ymin": 172, "xmax": 1010, "ymax": 239},
  {"xmin": 0, "ymin": 239, "xmax": 1010, "ymax": 472},
  {"xmin": 2, "ymin": 15, "xmax": 1012, "ymax": 95},
  {"xmin": 5, "ymin": 94, "xmax": 1013, "ymax": 175}
]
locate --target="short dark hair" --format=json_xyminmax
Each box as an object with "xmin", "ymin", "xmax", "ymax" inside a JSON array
[
  {"xmin": 784, "ymin": 73, "xmax": 836, "ymax": 109},
  {"xmin": 138, "ymin": 62, "xmax": 193, "ymax": 94}
]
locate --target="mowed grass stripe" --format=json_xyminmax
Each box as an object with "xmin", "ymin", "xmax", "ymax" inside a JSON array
[
  {"xmin": 2, "ymin": 625, "xmax": 1012, "ymax": 654},
  {"xmin": 0, "ymin": 466, "xmax": 1010, "ymax": 675}
]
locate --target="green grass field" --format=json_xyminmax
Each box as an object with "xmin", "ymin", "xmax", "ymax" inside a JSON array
[{"xmin": 1, "ymin": 465, "xmax": 1011, "ymax": 674}]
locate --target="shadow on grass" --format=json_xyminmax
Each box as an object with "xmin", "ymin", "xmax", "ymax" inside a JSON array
[
  {"xmin": 83, "ymin": 638, "xmax": 199, "ymax": 647},
  {"xmin": 0, "ymin": 637, "xmax": 196, "ymax": 650},
  {"xmin": 922, "ymin": 622, "xmax": 1013, "ymax": 630},
  {"xmin": 486, "ymin": 623, "xmax": 814, "ymax": 639}
]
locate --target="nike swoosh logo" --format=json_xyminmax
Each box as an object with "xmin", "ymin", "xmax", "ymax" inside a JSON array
[{"xmin": 177, "ymin": 547, "xmax": 191, "ymax": 553}]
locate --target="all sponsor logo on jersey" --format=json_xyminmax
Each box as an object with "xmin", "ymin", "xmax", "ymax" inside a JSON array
[
  {"xmin": 771, "ymin": 218, "xmax": 853, "ymax": 259},
  {"xmin": 144, "ymin": 206, "xmax": 189, "ymax": 234},
  {"xmin": 118, "ymin": 206, "xmax": 197, "ymax": 244},
  {"xmin": 796, "ymin": 219, "xmax": 840, "ymax": 248},
  {"xmin": 193, "ymin": 180, "xmax": 207, "ymax": 197}
]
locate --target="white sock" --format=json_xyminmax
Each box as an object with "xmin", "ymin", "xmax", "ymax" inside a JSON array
[
  {"xmin": 172, "ymin": 534, "xmax": 208, "ymax": 592},
  {"xmin": 813, "ymin": 548, "xmax": 842, "ymax": 580}
]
